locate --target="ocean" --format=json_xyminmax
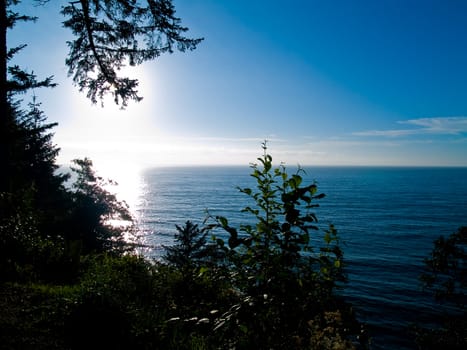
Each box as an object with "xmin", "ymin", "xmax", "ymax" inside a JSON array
[{"xmin": 133, "ymin": 166, "xmax": 467, "ymax": 349}]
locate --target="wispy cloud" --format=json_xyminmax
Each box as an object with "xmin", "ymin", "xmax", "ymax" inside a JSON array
[
  {"xmin": 353, "ymin": 116, "xmax": 467, "ymax": 137},
  {"xmin": 187, "ymin": 136, "xmax": 286, "ymax": 143},
  {"xmin": 353, "ymin": 129, "xmax": 417, "ymax": 137},
  {"xmin": 401, "ymin": 117, "xmax": 467, "ymax": 133}
]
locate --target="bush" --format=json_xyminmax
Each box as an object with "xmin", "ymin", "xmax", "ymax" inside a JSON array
[
  {"xmin": 206, "ymin": 142, "xmax": 360, "ymax": 349},
  {"xmin": 415, "ymin": 226, "xmax": 466, "ymax": 349},
  {"xmin": 1, "ymin": 145, "xmax": 364, "ymax": 349},
  {"xmin": 64, "ymin": 254, "xmax": 159, "ymax": 349}
]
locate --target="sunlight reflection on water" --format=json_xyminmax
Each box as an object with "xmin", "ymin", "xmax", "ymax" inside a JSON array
[
  {"xmin": 94, "ymin": 160, "xmax": 153, "ymax": 250},
  {"xmin": 95, "ymin": 161, "xmax": 146, "ymax": 212}
]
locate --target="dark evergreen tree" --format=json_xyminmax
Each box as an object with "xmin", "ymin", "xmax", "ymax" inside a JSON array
[
  {"xmin": 0, "ymin": 0, "xmax": 201, "ymax": 271},
  {"xmin": 0, "ymin": 99, "xmax": 70, "ymax": 281},
  {"xmin": 62, "ymin": 0, "xmax": 203, "ymax": 106},
  {"xmin": 1, "ymin": 0, "xmax": 56, "ymax": 195},
  {"xmin": 68, "ymin": 158, "xmax": 134, "ymax": 255},
  {"xmin": 163, "ymin": 220, "xmax": 222, "ymax": 273},
  {"xmin": 0, "ymin": 0, "xmax": 202, "ymax": 192},
  {"xmin": 7, "ymin": 98, "xmax": 70, "ymax": 232}
]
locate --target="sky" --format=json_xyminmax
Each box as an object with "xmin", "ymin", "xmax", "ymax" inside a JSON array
[{"xmin": 9, "ymin": 0, "xmax": 467, "ymax": 176}]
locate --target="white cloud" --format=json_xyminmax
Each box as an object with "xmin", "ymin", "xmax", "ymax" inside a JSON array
[
  {"xmin": 401, "ymin": 117, "xmax": 467, "ymax": 133},
  {"xmin": 353, "ymin": 116, "xmax": 467, "ymax": 137},
  {"xmin": 353, "ymin": 129, "xmax": 418, "ymax": 137}
]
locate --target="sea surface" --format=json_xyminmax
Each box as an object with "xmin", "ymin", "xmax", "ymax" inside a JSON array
[{"xmin": 133, "ymin": 166, "xmax": 467, "ymax": 350}]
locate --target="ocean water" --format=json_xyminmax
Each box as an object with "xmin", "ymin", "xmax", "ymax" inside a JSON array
[{"xmin": 134, "ymin": 166, "xmax": 467, "ymax": 349}]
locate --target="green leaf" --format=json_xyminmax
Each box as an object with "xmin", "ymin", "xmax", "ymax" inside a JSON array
[
  {"xmin": 239, "ymin": 324, "xmax": 249, "ymax": 334},
  {"xmin": 291, "ymin": 174, "xmax": 302, "ymax": 187},
  {"xmin": 217, "ymin": 216, "xmax": 228, "ymax": 227},
  {"xmin": 240, "ymin": 187, "xmax": 252, "ymax": 195},
  {"xmin": 198, "ymin": 266, "xmax": 209, "ymax": 275},
  {"xmin": 324, "ymin": 231, "xmax": 332, "ymax": 244}
]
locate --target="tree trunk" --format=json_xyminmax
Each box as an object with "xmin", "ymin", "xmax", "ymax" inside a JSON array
[{"xmin": 0, "ymin": 0, "xmax": 6, "ymax": 113}]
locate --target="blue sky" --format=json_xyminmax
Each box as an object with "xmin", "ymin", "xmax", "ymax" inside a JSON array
[{"xmin": 9, "ymin": 0, "xmax": 467, "ymax": 174}]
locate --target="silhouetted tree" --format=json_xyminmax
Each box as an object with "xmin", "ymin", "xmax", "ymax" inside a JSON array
[
  {"xmin": 421, "ymin": 226, "xmax": 466, "ymax": 307},
  {"xmin": 7, "ymin": 98, "xmax": 70, "ymax": 232},
  {"xmin": 0, "ymin": 0, "xmax": 201, "ymax": 269},
  {"xmin": 163, "ymin": 220, "xmax": 223, "ymax": 275},
  {"xmin": 68, "ymin": 158, "xmax": 134, "ymax": 255},
  {"xmin": 415, "ymin": 227, "xmax": 467, "ymax": 349},
  {"xmin": 1, "ymin": 0, "xmax": 202, "ymax": 192},
  {"xmin": 0, "ymin": 0, "xmax": 56, "ymax": 194},
  {"xmin": 0, "ymin": 99, "xmax": 70, "ymax": 280},
  {"xmin": 62, "ymin": 0, "xmax": 203, "ymax": 106}
]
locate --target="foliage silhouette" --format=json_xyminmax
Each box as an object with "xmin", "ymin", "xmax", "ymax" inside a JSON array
[
  {"xmin": 1, "ymin": 1, "xmax": 59, "ymax": 193},
  {"xmin": 160, "ymin": 221, "xmax": 233, "ymax": 346},
  {"xmin": 1, "ymin": 1, "xmax": 195, "ymax": 279},
  {"xmin": 0, "ymin": 0, "xmax": 201, "ymax": 193},
  {"xmin": 163, "ymin": 220, "xmax": 223, "ymax": 273},
  {"xmin": 0, "ymin": 100, "xmax": 70, "ymax": 281},
  {"xmin": 2, "ymin": 0, "xmax": 201, "ymax": 107},
  {"xmin": 0, "ymin": 146, "xmax": 374, "ymax": 349},
  {"xmin": 0, "ymin": 2, "xmax": 388, "ymax": 347},
  {"xmin": 61, "ymin": 0, "xmax": 203, "ymax": 106},
  {"xmin": 414, "ymin": 226, "xmax": 466, "ymax": 349},
  {"xmin": 68, "ymin": 157, "xmax": 135, "ymax": 255},
  {"xmin": 206, "ymin": 142, "xmax": 359, "ymax": 349},
  {"xmin": 421, "ymin": 226, "xmax": 466, "ymax": 307}
]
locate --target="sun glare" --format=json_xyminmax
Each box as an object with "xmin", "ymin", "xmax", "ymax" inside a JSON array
[
  {"xmin": 96, "ymin": 160, "xmax": 146, "ymax": 212},
  {"xmin": 51, "ymin": 64, "xmax": 164, "ymax": 210},
  {"xmin": 57, "ymin": 64, "xmax": 166, "ymax": 151}
]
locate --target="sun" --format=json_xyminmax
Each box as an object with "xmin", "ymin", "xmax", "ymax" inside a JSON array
[
  {"xmin": 52, "ymin": 63, "xmax": 169, "ymax": 206},
  {"xmin": 57, "ymin": 63, "xmax": 166, "ymax": 156}
]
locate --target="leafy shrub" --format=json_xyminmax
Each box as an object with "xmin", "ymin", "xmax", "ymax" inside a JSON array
[
  {"xmin": 415, "ymin": 226, "xmax": 466, "ymax": 349},
  {"xmin": 0, "ymin": 189, "xmax": 68, "ymax": 283},
  {"xmin": 206, "ymin": 142, "xmax": 359, "ymax": 349},
  {"xmin": 1, "ymin": 144, "xmax": 364, "ymax": 349},
  {"xmin": 160, "ymin": 221, "xmax": 236, "ymax": 348},
  {"xmin": 421, "ymin": 226, "xmax": 466, "ymax": 307},
  {"xmin": 64, "ymin": 254, "xmax": 157, "ymax": 349},
  {"xmin": 0, "ymin": 283, "xmax": 79, "ymax": 350}
]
